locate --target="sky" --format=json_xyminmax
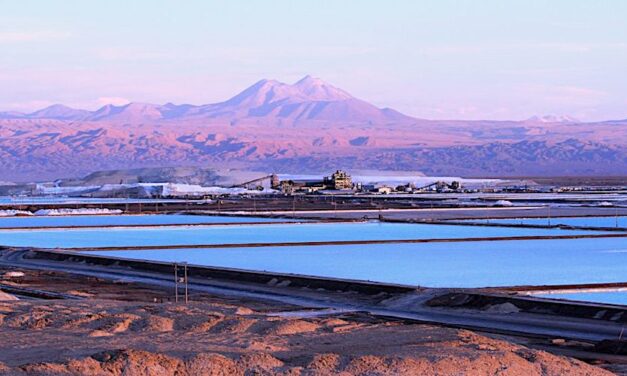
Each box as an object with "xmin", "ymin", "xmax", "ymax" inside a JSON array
[{"xmin": 1, "ymin": 0, "xmax": 626, "ymax": 121}]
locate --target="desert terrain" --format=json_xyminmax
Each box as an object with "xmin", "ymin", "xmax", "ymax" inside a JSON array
[
  {"xmin": 1, "ymin": 77, "xmax": 625, "ymax": 181},
  {"xmin": 0, "ymin": 266, "xmax": 618, "ymax": 375}
]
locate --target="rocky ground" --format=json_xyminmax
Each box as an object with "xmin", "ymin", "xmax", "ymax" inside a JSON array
[{"xmin": 0, "ymin": 267, "xmax": 618, "ymax": 375}]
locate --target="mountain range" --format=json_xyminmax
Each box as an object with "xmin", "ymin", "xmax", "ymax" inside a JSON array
[
  {"xmin": 1, "ymin": 76, "xmax": 625, "ymax": 181},
  {"xmin": 0, "ymin": 76, "xmax": 410, "ymax": 124}
]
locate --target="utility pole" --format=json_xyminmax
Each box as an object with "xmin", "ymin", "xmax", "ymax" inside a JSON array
[
  {"xmin": 174, "ymin": 263, "xmax": 179, "ymax": 303},
  {"xmin": 183, "ymin": 262, "xmax": 188, "ymax": 304}
]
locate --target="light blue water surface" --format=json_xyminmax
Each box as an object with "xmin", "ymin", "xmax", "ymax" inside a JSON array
[
  {"xmin": 538, "ymin": 291, "xmax": 627, "ymax": 306},
  {"xmin": 0, "ymin": 222, "xmax": 611, "ymax": 248},
  {"xmin": 0, "ymin": 197, "xmax": 192, "ymax": 205},
  {"xmin": 0, "ymin": 214, "xmax": 296, "ymax": 228},
  {"xmin": 88, "ymin": 237, "xmax": 627, "ymax": 288},
  {"xmin": 461, "ymin": 216, "xmax": 626, "ymax": 228}
]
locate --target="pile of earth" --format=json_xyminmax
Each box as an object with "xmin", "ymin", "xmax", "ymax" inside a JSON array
[{"xmin": 0, "ymin": 300, "xmax": 611, "ymax": 375}]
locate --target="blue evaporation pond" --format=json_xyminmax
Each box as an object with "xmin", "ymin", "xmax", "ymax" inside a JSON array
[
  {"xmin": 0, "ymin": 197, "xmax": 189, "ymax": 205},
  {"xmin": 0, "ymin": 222, "xmax": 611, "ymax": 248},
  {"xmin": 462, "ymin": 216, "xmax": 626, "ymax": 228},
  {"xmin": 0, "ymin": 215, "xmax": 295, "ymax": 228},
  {"xmin": 537, "ymin": 291, "xmax": 627, "ymax": 306},
  {"xmin": 87, "ymin": 237, "xmax": 627, "ymax": 288}
]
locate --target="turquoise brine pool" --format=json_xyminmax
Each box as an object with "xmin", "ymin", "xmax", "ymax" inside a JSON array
[
  {"xmin": 537, "ymin": 291, "xmax": 627, "ymax": 306},
  {"xmin": 0, "ymin": 222, "xmax": 611, "ymax": 248},
  {"xmin": 460, "ymin": 216, "xmax": 626, "ymax": 228},
  {"xmin": 0, "ymin": 214, "xmax": 296, "ymax": 228},
  {"xmin": 87, "ymin": 237, "xmax": 627, "ymax": 288}
]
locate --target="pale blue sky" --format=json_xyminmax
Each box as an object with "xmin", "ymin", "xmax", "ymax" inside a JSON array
[{"xmin": 1, "ymin": 0, "xmax": 626, "ymax": 120}]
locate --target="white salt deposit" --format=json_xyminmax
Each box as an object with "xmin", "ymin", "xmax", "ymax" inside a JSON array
[
  {"xmin": 0, "ymin": 210, "xmax": 33, "ymax": 217},
  {"xmin": 33, "ymin": 208, "xmax": 123, "ymax": 216},
  {"xmin": 494, "ymin": 200, "xmax": 513, "ymax": 207}
]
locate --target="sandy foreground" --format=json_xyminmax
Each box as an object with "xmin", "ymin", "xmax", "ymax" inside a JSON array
[{"xmin": 0, "ymin": 268, "xmax": 616, "ymax": 376}]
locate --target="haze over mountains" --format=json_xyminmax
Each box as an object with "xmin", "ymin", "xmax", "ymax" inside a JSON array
[{"xmin": 1, "ymin": 76, "xmax": 625, "ymax": 181}]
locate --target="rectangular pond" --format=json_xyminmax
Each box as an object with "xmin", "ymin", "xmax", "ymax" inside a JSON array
[
  {"xmin": 459, "ymin": 216, "xmax": 626, "ymax": 228},
  {"xmin": 0, "ymin": 222, "xmax": 612, "ymax": 248},
  {"xmin": 86, "ymin": 237, "xmax": 627, "ymax": 288},
  {"xmin": 536, "ymin": 291, "xmax": 627, "ymax": 306},
  {"xmin": 0, "ymin": 214, "xmax": 297, "ymax": 228},
  {"xmin": 0, "ymin": 197, "xmax": 193, "ymax": 206}
]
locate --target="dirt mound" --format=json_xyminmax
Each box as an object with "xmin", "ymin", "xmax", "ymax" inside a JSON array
[
  {"xmin": 236, "ymin": 352, "xmax": 285, "ymax": 373},
  {"xmin": 5, "ymin": 310, "xmax": 53, "ymax": 329},
  {"xmin": 0, "ymin": 300, "xmax": 614, "ymax": 376},
  {"xmin": 209, "ymin": 317, "xmax": 256, "ymax": 334},
  {"xmin": 0, "ymin": 350, "xmax": 287, "ymax": 376},
  {"xmin": 0, "ymin": 303, "xmax": 13, "ymax": 313},
  {"xmin": 234, "ymin": 307, "xmax": 254, "ymax": 315},
  {"xmin": 343, "ymin": 355, "xmax": 393, "ymax": 375},
  {"xmin": 0, "ymin": 290, "xmax": 17, "ymax": 301},
  {"xmin": 134, "ymin": 315, "xmax": 174, "ymax": 332},
  {"xmin": 62, "ymin": 313, "xmax": 105, "ymax": 329},
  {"xmin": 321, "ymin": 317, "xmax": 349, "ymax": 327},
  {"xmin": 89, "ymin": 329, "xmax": 114, "ymax": 338},
  {"xmin": 0, "ymin": 344, "xmax": 613, "ymax": 376},
  {"xmin": 266, "ymin": 319, "xmax": 320, "ymax": 335},
  {"xmin": 11, "ymin": 349, "xmax": 186, "ymax": 376},
  {"xmin": 4, "ymin": 303, "xmax": 176, "ymax": 334},
  {"xmin": 307, "ymin": 353, "xmax": 342, "ymax": 373},
  {"xmin": 97, "ymin": 349, "xmax": 186, "ymax": 376},
  {"xmin": 67, "ymin": 290, "xmax": 95, "ymax": 298},
  {"xmin": 183, "ymin": 315, "xmax": 224, "ymax": 333},
  {"xmin": 93, "ymin": 313, "xmax": 142, "ymax": 334},
  {"xmin": 186, "ymin": 353, "xmax": 241, "ymax": 376}
]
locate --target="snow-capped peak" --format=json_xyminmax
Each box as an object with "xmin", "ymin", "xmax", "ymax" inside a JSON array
[
  {"xmin": 293, "ymin": 75, "xmax": 353, "ymax": 101},
  {"xmin": 220, "ymin": 76, "xmax": 353, "ymax": 108},
  {"xmin": 6, "ymin": 76, "xmax": 408, "ymax": 123}
]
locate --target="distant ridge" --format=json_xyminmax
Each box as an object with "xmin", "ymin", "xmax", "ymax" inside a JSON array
[
  {"xmin": 27, "ymin": 104, "xmax": 91, "ymax": 121},
  {"xmin": 0, "ymin": 104, "xmax": 89, "ymax": 121},
  {"xmin": 0, "ymin": 76, "xmax": 624, "ymax": 180},
  {"xmin": 0, "ymin": 76, "xmax": 413, "ymax": 124}
]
